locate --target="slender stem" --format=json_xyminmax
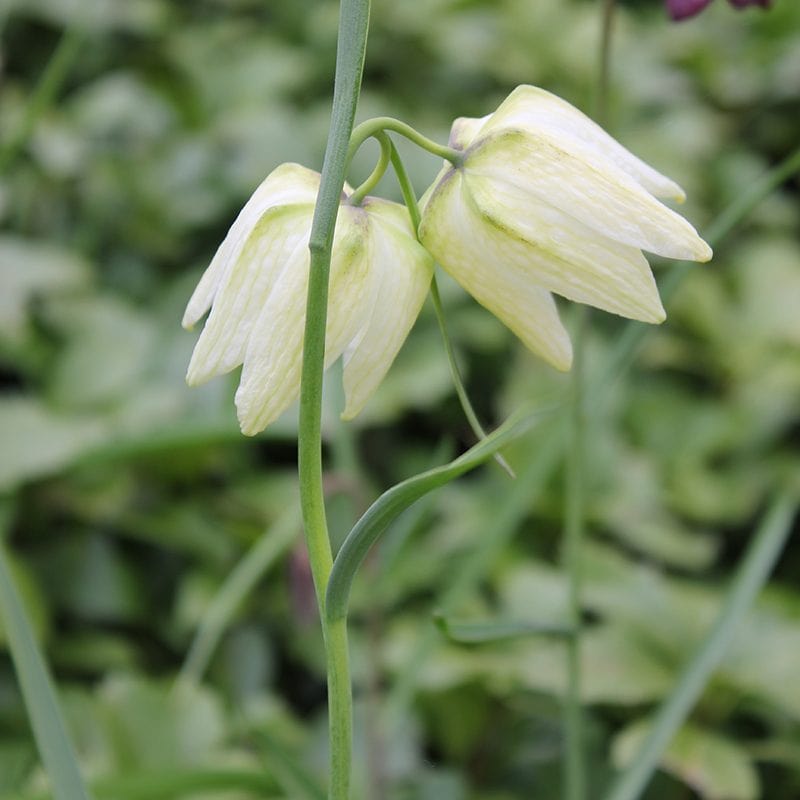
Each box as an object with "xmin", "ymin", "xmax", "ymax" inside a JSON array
[
  {"xmin": 348, "ymin": 133, "xmax": 392, "ymax": 205},
  {"xmin": 385, "ymin": 138, "xmax": 514, "ymax": 476},
  {"xmin": 595, "ymin": 0, "xmax": 617, "ymax": 124},
  {"xmin": 386, "ymin": 139, "xmax": 422, "ymax": 229},
  {"xmin": 299, "ymin": 2, "xmax": 370, "ymax": 798},
  {"xmin": 348, "ymin": 116, "xmax": 462, "ymax": 167},
  {"xmin": 603, "ymin": 492, "xmax": 797, "ymax": 800},
  {"xmin": 429, "ymin": 277, "xmax": 516, "ymax": 478},
  {"xmin": 562, "ymin": 3, "xmax": 617, "ymax": 796},
  {"xmin": 563, "ymin": 305, "xmax": 588, "ymax": 800}
]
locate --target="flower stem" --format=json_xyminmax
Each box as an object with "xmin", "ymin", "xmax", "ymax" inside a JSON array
[
  {"xmin": 348, "ymin": 133, "xmax": 392, "ymax": 205},
  {"xmin": 349, "ymin": 116, "xmax": 462, "ymax": 167},
  {"xmin": 385, "ymin": 139, "xmax": 514, "ymax": 477},
  {"xmin": 595, "ymin": 0, "xmax": 617, "ymax": 124},
  {"xmin": 300, "ymin": 1, "xmax": 371, "ymax": 798},
  {"xmin": 563, "ymin": 304, "xmax": 588, "ymax": 800},
  {"xmin": 563, "ymin": 2, "xmax": 617, "ymax": 797},
  {"xmin": 429, "ymin": 278, "xmax": 516, "ymax": 478}
]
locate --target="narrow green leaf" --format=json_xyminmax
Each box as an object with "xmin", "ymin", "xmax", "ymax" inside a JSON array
[
  {"xmin": 602, "ymin": 490, "xmax": 797, "ymax": 800},
  {"xmin": 0, "ymin": 514, "xmax": 93, "ymax": 800},
  {"xmin": 433, "ymin": 612, "xmax": 574, "ymax": 644},
  {"xmin": 612, "ymin": 721, "xmax": 760, "ymax": 800},
  {"xmin": 178, "ymin": 506, "xmax": 301, "ymax": 685},
  {"xmin": 325, "ymin": 406, "xmax": 545, "ymax": 622}
]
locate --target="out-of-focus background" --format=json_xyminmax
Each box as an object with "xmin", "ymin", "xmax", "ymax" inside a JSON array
[{"xmin": 1, "ymin": 1, "xmax": 799, "ymax": 798}]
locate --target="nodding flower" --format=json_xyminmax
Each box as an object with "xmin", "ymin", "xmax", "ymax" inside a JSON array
[
  {"xmin": 419, "ymin": 85, "xmax": 712, "ymax": 371},
  {"xmin": 183, "ymin": 163, "xmax": 433, "ymax": 435}
]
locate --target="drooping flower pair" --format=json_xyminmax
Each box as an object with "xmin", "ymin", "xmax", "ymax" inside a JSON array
[{"xmin": 184, "ymin": 86, "xmax": 712, "ymax": 435}]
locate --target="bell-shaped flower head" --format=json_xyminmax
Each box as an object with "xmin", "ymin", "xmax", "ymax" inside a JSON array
[
  {"xmin": 183, "ymin": 163, "xmax": 434, "ymax": 435},
  {"xmin": 419, "ymin": 86, "xmax": 712, "ymax": 371}
]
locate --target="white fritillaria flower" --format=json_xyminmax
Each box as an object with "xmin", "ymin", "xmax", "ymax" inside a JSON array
[
  {"xmin": 183, "ymin": 163, "xmax": 433, "ymax": 435},
  {"xmin": 419, "ymin": 85, "xmax": 713, "ymax": 370}
]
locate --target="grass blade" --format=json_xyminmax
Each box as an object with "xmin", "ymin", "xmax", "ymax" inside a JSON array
[
  {"xmin": 0, "ymin": 518, "xmax": 93, "ymax": 800},
  {"xmin": 602, "ymin": 491, "xmax": 797, "ymax": 800}
]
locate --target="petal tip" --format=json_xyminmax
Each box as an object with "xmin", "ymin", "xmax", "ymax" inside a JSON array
[
  {"xmin": 697, "ymin": 242, "xmax": 713, "ymax": 262},
  {"xmin": 236, "ymin": 405, "xmax": 264, "ymax": 437}
]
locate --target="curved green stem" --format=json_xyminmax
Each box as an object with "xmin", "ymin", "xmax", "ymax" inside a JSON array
[
  {"xmin": 348, "ymin": 132, "xmax": 392, "ymax": 205},
  {"xmin": 299, "ymin": 1, "xmax": 370, "ymax": 798},
  {"xmin": 385, "ymin": 139, "xmax": 513, "ymax": 476},
  {"xmin": 348, "ymin": 116, "xmax": 462, "ymax": 167},
  {"xmin": 429, "ymin": 278, "xmax": 516, "ymax": 478}
]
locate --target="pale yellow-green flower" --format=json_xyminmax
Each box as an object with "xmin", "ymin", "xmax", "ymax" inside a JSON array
[
  {"xmin": 183, "ymin": 163, "xmax": 433, "ymax": 435},
  {"xmin": 419, "ymin": 85, "xmax": 713, "ymax": 371}
]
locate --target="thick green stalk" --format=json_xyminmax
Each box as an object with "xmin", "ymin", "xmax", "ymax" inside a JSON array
[
  {"xmin": 603, "ymin": 492, "xmax": 796, "ymax": 800},
  {"xmin": 299, "ymin": 2, "xmax": 370, "ymax": 798}
]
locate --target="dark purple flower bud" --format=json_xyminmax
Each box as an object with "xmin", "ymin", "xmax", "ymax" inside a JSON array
[
  {"xmin": 727, "ymin": 0, "xmax": 771, "ymax": 8},
  {"xmin": 666, "ymin": 0, "xmax": 714, "ymax": 20}
]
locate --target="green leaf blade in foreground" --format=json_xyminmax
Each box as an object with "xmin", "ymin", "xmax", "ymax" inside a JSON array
[
  {"xmin": 602, "ymin": 490, "xmax": 797, "ymax": 800},
  {"xmin": 0, "ymin": 514, "xmax": 93, "ymax": 800},
  {"xmin": 325, "ymin": 407, "xmax": 541, "ymax": 622}
]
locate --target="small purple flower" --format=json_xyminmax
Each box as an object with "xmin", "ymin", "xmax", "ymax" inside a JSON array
[{"xmin": 666, "ymin": 0, "xmax": 772, "ymax": 21}]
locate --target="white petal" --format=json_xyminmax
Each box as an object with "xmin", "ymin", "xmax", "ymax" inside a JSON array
[
  {"xmin": 234, "ymin": 207, "xmax": 373, "ymax": 435},
  {"xmin": 465, "ymin": 172, "xmax": 666, "ymax": 323},
  {"xmin": 467, "ymin": 131, "xmax": 712, "ymax": 262},
  {"xmin": 478, "ymin": 85, "xmax": 686, "ymax": 202},
  {"xmin": 182, "ymin": 163, "xmax": 321, "ymax": 330},
  {"xmin": 448, "ymin": 114, "xmax": 491, "ymax": 151},
  {"xmin": 341, "ymin": 198, "xmax": 434, "ymax": 419},
  {"xmin": 419, "ymin": 170, "xmax": 573, "ymax": 370},
  {"xmin": 186, "ymin": 205, "xmax": 312, "ymax": 386}
]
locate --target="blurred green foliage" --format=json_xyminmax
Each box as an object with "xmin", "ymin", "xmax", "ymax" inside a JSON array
[{"xmin": 0, "ymin": 0, "xmax": 799, "ymax": 798}]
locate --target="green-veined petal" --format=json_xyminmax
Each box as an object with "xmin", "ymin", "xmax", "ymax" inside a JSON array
[
  {"xmin": 182, "ymin": 164, "xmax": 321, "ymax": 330},
  {"xmin": 420, "ymin": 170, "xmax": 573, "ymax": 370},
  {"xmin": 467, "ymin": 130, "xmax": 711, "ymax": 262},
  {"xmin": 235, "ymin": 209, "xmax": 372, "ymax": 435},
  {"xmin": 476, "ymin": 85, "xmax": 686, "ymax": 202},
  {"xmin": 465, "ymin": 171, "xmax": 666, "ymax": 323},
  {"xmin": 186, "ymin": 204, "xmax": 312, "ymax": 386},
  {"xmin": 341, "ymin": 198, "xmax": 434, "ymax": 419}
]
